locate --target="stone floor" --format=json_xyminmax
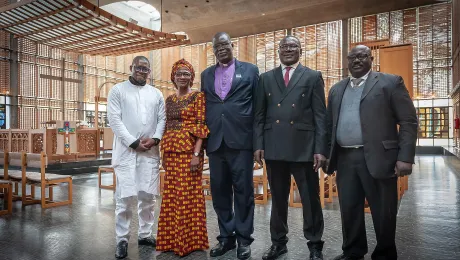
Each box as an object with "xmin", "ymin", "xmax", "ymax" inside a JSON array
[{"xmin": 0, "ymin": 155, "xmax": 459, "ymax": 260}]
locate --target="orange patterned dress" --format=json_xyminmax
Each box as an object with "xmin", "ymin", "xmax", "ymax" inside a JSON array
[{"xmin": 156, "ymin": 91, "xmax": 210, "ymax": 256}]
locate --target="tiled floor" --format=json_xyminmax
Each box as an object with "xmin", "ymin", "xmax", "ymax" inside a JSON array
[{"xmin": 0, "ymin": 155, "xmax": 459, "ymax": 260}]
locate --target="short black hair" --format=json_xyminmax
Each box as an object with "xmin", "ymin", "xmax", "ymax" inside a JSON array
[
  {"xmin": 351, "ymin": 45, "xmax": 372, "ymax": 56},
  {"xmin": 279, "ymin": 35, "xmax": 301, "ymax": 46},
  {"xmin": 132, "ymin": 56, "xmax": 150, "ymax": 66},
  {"xmin": 212, "ymin": 32, "xmax": 231, "ymax": 43}
]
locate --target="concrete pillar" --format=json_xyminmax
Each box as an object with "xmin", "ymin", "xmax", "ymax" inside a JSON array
[
  {"xmin": 342, "ymin": 19, "xmax": 349, "ymax": 79},
  {"xmin": 77, "ymin": 54, "xmax": 85, "ymax": 121},
  {"xmin": 9, "ymin": 34, "xmax": 18, "ymax": 129}
]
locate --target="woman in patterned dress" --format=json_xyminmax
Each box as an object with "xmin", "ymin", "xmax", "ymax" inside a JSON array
[{"xmin": 156, "ymin": 59, "xmax": 210, "ymax": 256}]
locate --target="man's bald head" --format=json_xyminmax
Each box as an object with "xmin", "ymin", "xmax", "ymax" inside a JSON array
[
  {"xmin": 212, "ymin": 32, "xmax": 231, "ymax": 43},
  {"xmin": 132, "ymin": 56, "xmax": 150, "ymax": 66},
  {"xmin": 130, "ymin": 56, "xmax": 150, "ymax": 84},
  {"xmin": 347, "ymin": 44, "xmax": 373, "ymax": 78},
  {"xmin": 212, "ymin": 32, "xmax": 234, "ymax": 64},
  {"xmin": 351, "ymin": 45, "xmax": 371, "ymax": 56},
  {"xmin": 278, "ymin": 35, "xmax": 302, "ymax": 66}
]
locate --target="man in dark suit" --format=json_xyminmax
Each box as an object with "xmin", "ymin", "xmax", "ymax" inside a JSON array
[
  {"xmin": 254, "ymin": 35, "xmax": 327, "ymax": 260},
  {"xmin": 201, "ymin": 32, "xmax": 259, "ymax": 260},
  {"xmin": 326, "ymin": 45, "xmax": 418, "ymax": 260}
]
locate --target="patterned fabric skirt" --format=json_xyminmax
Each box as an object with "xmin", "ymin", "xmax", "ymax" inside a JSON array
[{"xmin": 156, "ymin": 152, "xmax": 209, "ymax": 256}]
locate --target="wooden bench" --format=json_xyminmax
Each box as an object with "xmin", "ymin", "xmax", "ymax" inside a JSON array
[
  {"xmin": 98, "ymin": 165, "xmax": 116, "ymax": 190},
  {"xmin": 0, "ymin": 180, "xmax": 12, "ymax": 215},
  {"xmin": 8, "ymin": 152, "xmax": 73, "ymax": 208}
]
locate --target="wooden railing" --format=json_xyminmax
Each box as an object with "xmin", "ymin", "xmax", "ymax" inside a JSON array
[{"xmin": 0, "ymin": 128, "xmax": 100, "ymax": 161}]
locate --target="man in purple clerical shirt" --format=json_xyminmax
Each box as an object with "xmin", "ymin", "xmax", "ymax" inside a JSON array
[{"xmin": 200, "ymin": 32, "xmax": 259, "ymax": 260}]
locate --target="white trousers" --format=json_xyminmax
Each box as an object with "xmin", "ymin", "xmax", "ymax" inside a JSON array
[{"xmin": 115, "ymin": 181, "xmax": 156, "ymax": 243}]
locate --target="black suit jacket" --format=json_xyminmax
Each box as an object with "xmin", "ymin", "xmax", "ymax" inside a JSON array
[
  {"xmin": 201, "ymin": 59, "xmax": 259, "ymax": 153},
  {"xmin": 254, "ymin": 64, "xmax": 328, "ymax": 162},
  {"xmin": 326, "ymin": 71, "xmax": 418, "ymax": 179}
]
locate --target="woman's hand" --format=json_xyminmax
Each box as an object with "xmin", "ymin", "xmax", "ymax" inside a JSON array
[{"xmin": 190, "ymin": 155, "xmax": 200, "ymax": 173}]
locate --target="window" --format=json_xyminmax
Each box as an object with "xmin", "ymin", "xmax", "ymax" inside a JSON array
[{"xmin": 416, "ymin": 107, "xmax": 450, "ymax": 138}]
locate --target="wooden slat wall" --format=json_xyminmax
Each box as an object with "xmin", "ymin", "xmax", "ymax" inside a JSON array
[
  {"xmin": 293, "ymin": 21, "xmax": 342, "ymax": 94},
  {"xmin": 451, "ymin": 0, "xmax": 459, "ymax": 147},
  {"xmin": 349, "ymin": 3, "xmax": 452, "ymax": 99},
  {"xmin": 2, "ymin": 2, "xmax": 453, "ymax": 129},
  {"xmin": 454, "ymin": 0, "xmax": 459, "ymax": 92},
  {"xmin": 0, "ymin": 0, "xmax": 9, "ymax": 94}
]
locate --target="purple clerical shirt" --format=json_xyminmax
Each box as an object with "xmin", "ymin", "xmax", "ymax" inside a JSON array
[{"xmin": 214, "ymin": 59, "xmax": 235, "ymax": 100}]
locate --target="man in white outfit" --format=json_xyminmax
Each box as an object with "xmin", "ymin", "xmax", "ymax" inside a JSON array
[{"xmin": 107, "ymin": 56, "xmax": 166, "ymax": 259}]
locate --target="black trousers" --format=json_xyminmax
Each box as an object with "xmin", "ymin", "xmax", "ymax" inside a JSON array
[
  {"xmin": 266, "ymin": 160, "xmax": 324, "ymax": 248},
  {"xmin": 208, "ymin": 141, "xmax": 255, "ymax": 245},
  {"xmin": 336, "ymin": 147, "xmax": 398, "ymax": 260}
]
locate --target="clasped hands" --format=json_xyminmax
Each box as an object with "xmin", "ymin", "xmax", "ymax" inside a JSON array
[
  {"xmin": 254, "ymin": 150, "xmax": 326, "ymax": 172},
  {"xmin": 134, "ymin": 138, "xmax": 159, "ymax": 152}
]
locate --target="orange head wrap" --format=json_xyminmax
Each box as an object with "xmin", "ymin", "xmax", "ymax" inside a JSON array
[{"xmin": 171, "ymin": 58, "xmax": 195, "ymax": 88}]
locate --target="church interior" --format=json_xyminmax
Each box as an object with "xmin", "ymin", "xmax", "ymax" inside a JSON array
[{"xmin": 0, "ymin": 0, "xmax": 459, "ymax": 259}]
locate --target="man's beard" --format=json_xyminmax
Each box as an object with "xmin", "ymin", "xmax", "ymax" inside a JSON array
[{"xmin": 129, "ymin": 76, "xmax": 146, "ymax": 86}]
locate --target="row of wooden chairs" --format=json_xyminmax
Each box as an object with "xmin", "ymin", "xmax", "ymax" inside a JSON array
[
  {"xmin": 97, "ymin": 158, "xmax": 337, "ymax": 209},
  {"xmin": 289, "ymin": 170, "xmax": 337, "ymax": 208},
  {"xmin": 0, "ymin": 151, "xmax": 73, "ymax": 214},
  {"xmin": 364, "ymin": 175, "xmax": 409, "ymax": 213}
]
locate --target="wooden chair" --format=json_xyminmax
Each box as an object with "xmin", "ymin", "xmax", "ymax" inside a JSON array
[
  {"xmin": 289, "ymin": 169, "xmax": 330, "ymax": 208},
  {"xmin": 202, "ymin": 168, "xmax": 212, "ymax": 200},
  {"xmin": 5, "ymin": 152, "xmax": 27, "ymax": 200},
  {"xmin": 10, "ymin": 152, "xmax": 73, "ymax": 208},
  {"xmin": 253, "ymin": 162, "xmax": 268, "ymax": 205},
  {"xmin": 0, "ymin": 180, "xmax": 12, "ymax": 215},
  {"xmin": 98, "ymin": 165, "xmax": 116, "ymax": 190}
]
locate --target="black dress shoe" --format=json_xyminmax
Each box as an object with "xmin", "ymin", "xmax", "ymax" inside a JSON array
[
  {"xmin": 138, "ymin": 236, "xmax": 156, "ymax": 247},
  {"xmin": 310, "ymin": 249, "xmax": 323, "ymax": 260},
  {"xmin": 332, "ymin": 254, "xmax": 364, "ymax": 260},
  {"xmin": 262, "ymin": 245, "xmax": 288, "ymax": 260},
  {"xmin": 210, "ymin": 242, "xmax": 236, "ymax": 257},
  {"xmin": 115, "ymin": 241, "xmax": 128, "ymax": 259},
  {"xmin": 237, "ymin": 244, "xmax": 251, "ymax": 259}
]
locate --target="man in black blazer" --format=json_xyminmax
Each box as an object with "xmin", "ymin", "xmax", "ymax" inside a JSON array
[
  {"xmin": 326, "ymin": 45, "xmax": 418, "ymax": 260},
  {"xmin": 254, "ymin": 35, "xmax": 327, "ymax": 260},
  {"xmin": 201, "ymin": 32, "xmax": 259, "ymax": 260}
]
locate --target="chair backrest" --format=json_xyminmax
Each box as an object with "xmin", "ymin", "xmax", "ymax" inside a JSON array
[
  {"xmin": 26, "ymin": 152, "xmax": 47, "ymax": 169},
  {"xmin": 9, "ymin": 152, "xmax": 23, "ymax": 167},
  {"xmin": 0, "ymin": 151, "xmax": 4, "ymax": 166}
]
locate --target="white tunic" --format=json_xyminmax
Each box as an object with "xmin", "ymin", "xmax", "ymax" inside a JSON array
[{"xmin": 107, "ymin": 80, "xmax": 166, "ymax": 198}]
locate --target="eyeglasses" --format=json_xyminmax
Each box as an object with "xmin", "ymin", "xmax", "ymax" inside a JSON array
[
  {"xmin": 280, "ymin": 44, "xmax": 299, "ymax": 51},
  {"xmin": 133, "ymin": 66, "xmax": 151, "ymax": 74},
  {"xmin": 347, "ymin": 54, "xmax": 369, "ymax": 61},
  {"xmin": 175, "ymin": 72, "xmax": 192, "ymax": 78},
  {"xmin": 213, "ymin": 42, "xmax": 231, "ymax": 50}
]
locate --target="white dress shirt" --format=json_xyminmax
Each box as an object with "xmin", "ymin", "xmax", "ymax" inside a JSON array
[
  {"xmin": 350, "ymin": 69, "xmax": 371, "ymax": 88},
  {"xmin": 281, "ymin": 61, "xmax": 300, "ymax": 80}
]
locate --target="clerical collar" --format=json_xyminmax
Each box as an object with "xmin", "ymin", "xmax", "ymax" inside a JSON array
[
  {"xmin": 350, "ymin": 69, "xmax": 371, "ymax": 81},
  {"xmin": 219, "ymin": 58, "xmax": 235, "ymax": 67},
  {"xmin": 281, "ymin": 61, "xmax": 299, "ymax": 70},
  {"xmin": 129, "ymin": 76, "xmax": 146, "ymax": 86}
]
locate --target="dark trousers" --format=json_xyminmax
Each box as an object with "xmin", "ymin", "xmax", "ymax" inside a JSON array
[
  {"xmin": 336, "ymin": 147, "xmax": 398, "ymax": 260},
  {"xmin": 266, "ymin": 160, "xmax": 324, "ymax": 248},
  {"xmin": 208, "ymin": 141, "xmax": 255, "ymax": 245}
]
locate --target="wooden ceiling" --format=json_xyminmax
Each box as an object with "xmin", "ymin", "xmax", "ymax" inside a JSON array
[
  {"xmin": 93, "ymin": 0, "xmax": 441, "ymax": 44},
  {"xmin": 0, "ymin": 0, "xmax": 189, "ymax": 56}
]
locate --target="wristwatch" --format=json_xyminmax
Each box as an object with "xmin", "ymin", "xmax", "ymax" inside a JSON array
[{"xmin": 193, "ymin": 152, "xmax": 199, "ymax": 157}]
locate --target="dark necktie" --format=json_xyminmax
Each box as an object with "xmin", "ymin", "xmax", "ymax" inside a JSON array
[{"xmin": 284, "ymin": 67, "xmax": 291, "ymax": 87}]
